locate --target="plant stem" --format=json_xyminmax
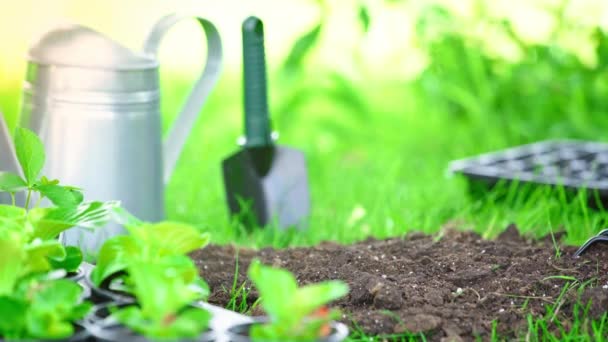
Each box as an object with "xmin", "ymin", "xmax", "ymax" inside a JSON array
[
  {"xmin": 25, "ymin": 189, "xmax": 32, "ymax": 211},
  {"xmin": 10, "ymin": 193, "xmax": 15, "ymax": 206}
]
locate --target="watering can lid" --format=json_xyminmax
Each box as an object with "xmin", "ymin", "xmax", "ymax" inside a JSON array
[{"xmin": 28, "ymin": 24, "xmax": 157, "ymax": 70}]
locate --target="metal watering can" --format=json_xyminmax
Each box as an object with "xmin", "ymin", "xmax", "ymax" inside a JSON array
[{"xmin": 19, "ymin": 14, "xmax": 223, "ymax": 256}]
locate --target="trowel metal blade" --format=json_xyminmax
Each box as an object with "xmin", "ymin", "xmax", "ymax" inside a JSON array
[{"xmin": 222, "ymin": 146, "xmax": 310, "ymax": 230}]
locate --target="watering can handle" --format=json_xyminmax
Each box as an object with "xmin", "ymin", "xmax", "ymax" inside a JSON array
[
  {"xmin": 143, "ymin": 14, "xmax": 223, "ymax": 185},
  {"xmin": 0, "ymin": 111, "xmax": 21, "ymax": 174}
]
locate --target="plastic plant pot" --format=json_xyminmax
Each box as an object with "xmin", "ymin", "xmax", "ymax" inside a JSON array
[
  {"xmin": 85, "ymin": 302, "xmax": 215, "ymax": 342},
  {"xmin": 65, "ymin": 267, "xmax": 85, "ymax": 282},
  {"xmin": 85, "ymin": 270, "xmax": 134, "ymax": 304},
  {"xmin": 66, "ymin": 261, "xmax": 95, "ymax": 282},
  {"xmin": 226, "ymin": 319, "xmax": 349, "ymax": 342}
]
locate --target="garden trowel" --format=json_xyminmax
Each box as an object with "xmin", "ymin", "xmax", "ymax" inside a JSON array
[{"xmin": 222, "ymin": 16, "xmax": 310, "ymax": 230}]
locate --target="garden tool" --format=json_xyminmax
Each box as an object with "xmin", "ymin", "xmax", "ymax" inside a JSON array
[
  {"xmin": 0, "ymin": 111, "xmax": 21, "ymax": 204},
  {"xmin": 574, "ymin": 228, "xmax": 608, "ymax": 257},
  {"xmin": 19, "ymin": 13, "xmax": 223, "ymax": 256},
  {"xmin": 222, "ymin": 16, "xmax": 310, "ymax": 230}
]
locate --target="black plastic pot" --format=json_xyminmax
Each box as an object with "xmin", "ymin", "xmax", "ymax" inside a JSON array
[
  {"xmin": 84, "ymin": 270, "xmax": 134, "ymax": 304},
  {"xmin": 84, "ymin": 302, "xmax": 215, "ymax": 342},
  {"xmin": 0, "ymin": 322, "xmax": 91, "ymax": 342},
  {"xmin": 65, "ymin": 266, "xmax": 85, "ymax": 282},
  {"xmin": 226, "ymin": 319, "xmax": 349, "ymax": 342}
]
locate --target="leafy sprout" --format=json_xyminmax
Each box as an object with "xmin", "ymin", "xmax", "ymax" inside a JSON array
[
  {"xmin": 0, "ymin": 233, "xmax": 90, "ymax": 340},
  {"xmin": 0, "ymin": 127, "xmax": 121, "ymax": 274},
  {"xmin": 0, "ymin": 127, "xmax": 84, "ymax": 209},
  {"xmin": 91, "ymin": 221, "xmax": 210, "ymax": 288},
  {"xmin": 110, "ymin": 257, "xmax": 212, "ymax": 339},
  {"xmin": 91, "ymin": 221, "xmax": 213, "ymax": 339},
  {"xmin": 247, "ymin": 259, "xmax": 349, "ymax": 341}
]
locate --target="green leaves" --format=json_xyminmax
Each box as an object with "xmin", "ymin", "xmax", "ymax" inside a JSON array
[
  {"xmin": 29, "ymin": 201, "xmax": 120, "ymax": 240},
  {"xmin": 110, "ymin": 257, "xmax": 211, "ymax": 339},
  {"xmin": 282, "ymin": 23, "xmax": 322, "ymax": 74},
  {"xmin": 23, "ymin": 239, "xmax": 66, "ymax": 275},
  {"xmin": 91, "ymin": 235, "xmax": 140, "ymax": 286},
  {"xmin": 25, "ymin": 279, "xmax": 91, "ymax": 339},
  {"xmin": 1, "ymin": 127, "xmax": 87, "ymax": 210},
  {"xmin": 248, "ymin": 260, "xmax": 298, "ymax": 320},
  {"xmin": 0, "ymin": 271, "xmax": 90, "ymax": 340},
  {"xmin": 90, "ymin": 220, "xmax": 212, "ymax": 339},
  {"xmin": 14, "ymin": 128, "xmax": 45, "ymax": 187},
  {"xmin": 0, "ymin": 296, "xmax": 28, "ymax": 338},
  {"xmin": 128, "ymin": 221, "xmax": 211, "ymax": 256},
  {"xmin": 48, "ymin": 246, "xmax": 83, "ymax": 273},
  {"xmin": 36, "ymin": 184, "xmax": 83, "ymax": 208},
  {"xmin": 0, "ymin": 172, "xmax": 27, "ymax": 192},
  {"xmin": 0, "ymin": 236, "xmax": 25, "ymax": 296},
  {"xmin": 247, "ymin": 260, "xmax": 349, "ymax": 340},
  {"xmin": 358, "ymin": 3, "xmax": 371, "ymax": 33},
  {"xmin": 92, "ymin": 221, "xmax": 209, "ymax": 286}
]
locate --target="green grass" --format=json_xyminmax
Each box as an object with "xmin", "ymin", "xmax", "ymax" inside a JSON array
[{"xmin": 157, "ymin": 70, "xmax": 608, "ymax": 249}]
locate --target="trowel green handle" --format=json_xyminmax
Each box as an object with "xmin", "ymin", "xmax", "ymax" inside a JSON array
[{"xmin": 242, "ymin": 16, "xmax": 273, "ymax": 148}]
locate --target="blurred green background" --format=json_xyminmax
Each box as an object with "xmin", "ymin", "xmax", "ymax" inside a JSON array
[{"xmin": 3, "ymin": 0, "xmax": 608, "ymax": 247}]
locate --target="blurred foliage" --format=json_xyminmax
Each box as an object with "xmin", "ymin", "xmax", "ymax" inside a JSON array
[
  {"xmin": 413, "ymin": 2, "xmax": 608, "ymax": 143},
  {"xmin": 277, "ymin": 0, "xmax": 608, "ymax": 145}
]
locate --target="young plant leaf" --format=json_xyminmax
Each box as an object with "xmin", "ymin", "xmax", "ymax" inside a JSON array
[
  {"xmin": 292, "ymin": 281, "xmax": 349, "ymax": 318},
  {"xmin": 248, "ymin": 260, "xmax": 298, "ymax": 320},
  {"xmin": 47, "ymin": 201, "xmax": 120, "ymax": 228},
  {"xmin": 0, "ymin": 172, "xmax": 27, "ymax": 192},
  {"xmin": 129, "ymin": 221, "xmax": 210, "ymax": 256},
  {"xmin": 358, "ymin": 3, "xmax": 371, "ymax": 33},
  {"xmin": 90, "ymin": 235, "xmax": 140, "ymax": 286},
  {"xmin": 282, "ymin": 23, "xmax": 322, "ymax": 73},
  {"xmin": 26, "ymin": 279, "xmax": 91, "ymax": 339},
  {"xmin": 0, "ymin": 235, "xmax": 26, "ymax": 295},
  {"xmin": 48, "ymin": 246, "xmax": 83, "ymax": 273},
  {"xmin": 247, "ymin": 260, "xmax": 349, "ymax": 340},
  {"xmin": 36, "ymin": 184, "xmax": 84, "ymax": 207},
  {"xmin": 0, "ymin": 296, "xmax": 28, "ymax": 338},
  {"xmin": 13, "ymin": 128, "xmax": 45, "ymax": 186},
  {"xmin": 23, "ymin": 239, "xmax": 66, "ymax": 275},
  {"xmin": 111, "ymin": 258, "xmax": 211, "ymax": 339},
  {"xmin": 0, "ymin": 204, "xmax": 26, "ymax": 219}
]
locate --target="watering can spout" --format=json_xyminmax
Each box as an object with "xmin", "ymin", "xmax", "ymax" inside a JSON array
[{"xmin": 142, "ymin": 14, "xmax": 223, "ymax": 185}]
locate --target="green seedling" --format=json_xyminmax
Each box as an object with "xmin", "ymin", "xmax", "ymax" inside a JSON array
[
  {"xmin": 0, "ymin": 128, "xmax": 83, "ymax": 209},
  {"xmin": 0, "ymin": 127, "xmax": 120, "ymax": 274},
  {"xmin": 247, "ymin": 259, "xmax": 349, "ymax": 341},
  {"xmin": 90, "ymin": 220, "xmax": 213, "ymax": 339},
  {"xmin": 0, "ymin": 232, "xmax": 91, "ymax": 340},
  {"xmin": 91, "ymin": 221, "xmax": 210, "ymax": 298},
  {"xmin": 110, "ymin": 256, "xmax": 211, "ymax": 339}
]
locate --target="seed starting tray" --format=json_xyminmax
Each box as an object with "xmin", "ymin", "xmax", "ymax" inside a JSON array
[
  {"xmin": 448, "ymin": 140, "xmax": 608, "ymax": 199},
  {"xmin": 78, "ymin": 263, "xmax": 254, "ymax": 342}
]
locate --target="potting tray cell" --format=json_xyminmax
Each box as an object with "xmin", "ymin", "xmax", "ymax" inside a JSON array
[
  {"xmin": 448, "ymin": 140, "xmax": 608, "ymax": 194},
  {"xmin": 78, "ymin": 263, "xmax": 253, "ymax": 342}
]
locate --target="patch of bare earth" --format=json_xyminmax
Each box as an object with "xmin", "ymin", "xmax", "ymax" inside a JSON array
[{"xmin": 190, "ymin": 226, "xmax": 608, "ymax": 341}]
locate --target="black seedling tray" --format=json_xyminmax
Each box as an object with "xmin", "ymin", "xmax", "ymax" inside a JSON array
[{"xmin": 448, "ymin": 140, "xmax": 608, "ymax": 204}]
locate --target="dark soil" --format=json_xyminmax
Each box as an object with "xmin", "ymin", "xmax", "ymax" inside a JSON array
[{"xmin": 190, "ymin": 225, "xmax": 608, "ymax": 341}]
